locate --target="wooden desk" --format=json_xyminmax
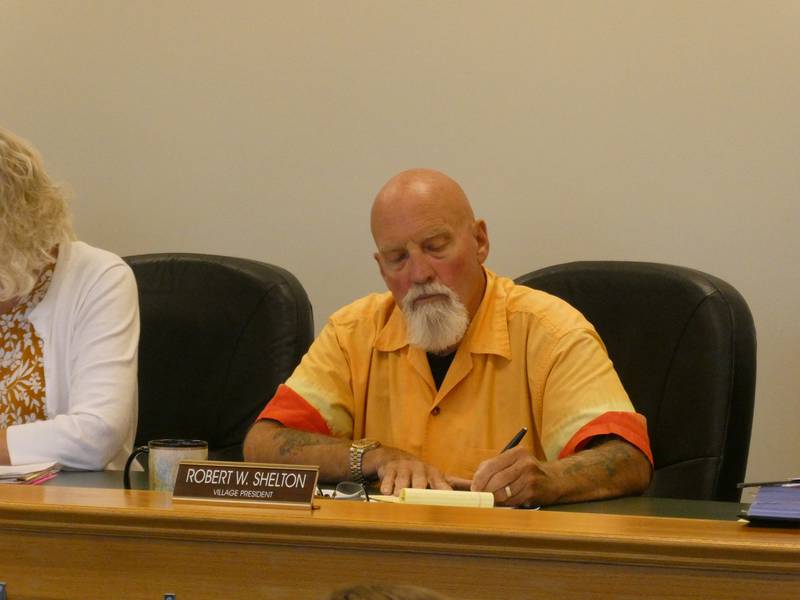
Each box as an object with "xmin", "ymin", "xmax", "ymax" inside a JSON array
[{"xmin": 1, "ymin": 480, "xmax": 798, "ymax": 599}]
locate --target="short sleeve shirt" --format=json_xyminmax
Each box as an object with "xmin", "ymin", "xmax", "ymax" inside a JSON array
[{"xmin": 260, "ymin": 269, "xmax": 651, "ymax": 479}]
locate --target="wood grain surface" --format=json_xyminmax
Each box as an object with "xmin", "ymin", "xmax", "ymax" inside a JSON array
[{"xmin": 1, "ymin": 485, "xmax": 797, "ymax": 599}]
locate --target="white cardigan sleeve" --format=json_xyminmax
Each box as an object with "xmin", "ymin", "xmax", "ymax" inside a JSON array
[{"xmin": 7, "ymin": 261, "xmax": 139, "ymax": 469}]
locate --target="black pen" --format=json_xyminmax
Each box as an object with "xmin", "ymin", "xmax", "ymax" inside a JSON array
[{"xmin": 501, "ymin": 427, "xmax": 528, "ymax": 453}]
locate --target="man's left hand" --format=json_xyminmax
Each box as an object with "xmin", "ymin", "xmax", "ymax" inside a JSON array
[
  {"xmin": 466, "ymin": 447, "xmax": 556, "ymax": 506},
  {"xmin": 461, "ymin": 438, "xmax": 652, "ymax": 507}
]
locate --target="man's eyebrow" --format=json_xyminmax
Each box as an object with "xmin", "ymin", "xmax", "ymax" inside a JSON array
[
  {"xmin": 377, "ymin": 228, "xmax": 452, "ymax": 254},
  {"xmin": 423, "ymin": 231, "xmax": 451, "ymax": 242},
  {"xmin": 378, "ymin": 244, "xmax": 405, "ymax": 255}
]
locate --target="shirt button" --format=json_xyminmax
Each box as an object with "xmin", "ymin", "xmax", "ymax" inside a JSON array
[{"xmin": 431, "ymin": 406, "xmax": 441, "ymax": 416}]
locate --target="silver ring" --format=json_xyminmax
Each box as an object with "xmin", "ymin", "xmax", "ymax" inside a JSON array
[{"xmin": 504, "ymin": 485, "xmax": 512, "ymax": 499}]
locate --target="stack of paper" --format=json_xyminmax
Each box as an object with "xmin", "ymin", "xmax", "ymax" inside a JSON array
[
  {"xmin": 372, "ymin": 488, "xmax": 495, "ymax": 508},
  {"xmin": 743, "ymin": 484, "xmax": 800, "ymax": 525},
  {"xmin": 0, "ymin": 462, "xmax": 61, "ymax": 485}
]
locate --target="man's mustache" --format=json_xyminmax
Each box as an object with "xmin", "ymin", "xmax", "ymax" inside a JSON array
[{"xmin": 403, "ymin": 282, "xmax": 456, "ymax": 309}]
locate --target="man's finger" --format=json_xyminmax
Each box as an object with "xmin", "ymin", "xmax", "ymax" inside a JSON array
[
  {"xmin": 411, "ymin": 463, "xmax": 428, "ymax": 490},
  {"xmin": 471, "ymin": 448, "xmax": 527, "ymax": 491},
  {"xmin": 428, "ymin": 469, "xmax": 453, "ymax": 490},
  {"xmin": 499, "ymin": 482, "xmax": 526, "ymax": 507},
  {"xmin": 392, "ymin": 464, "xmax": 413, "ymax": 495},
  {"xmin": 379, "ymin": 465, "xmax": 397, "ymax": 495},
  {"xmin": 446, "ymin": 475, "xmax": 472, "ymax": 490},
  {"xmin": 470, "ymin": 448, "xmax": 530, "ymax": 492}
]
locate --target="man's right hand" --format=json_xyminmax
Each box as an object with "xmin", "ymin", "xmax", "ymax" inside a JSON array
[
  {"xmin": 364, "ymin": 447, "xmax": 452, "ymax": 495},
  {"xmin": 244, "ymin": 421, "xmax": 454, "ymax": 495}
]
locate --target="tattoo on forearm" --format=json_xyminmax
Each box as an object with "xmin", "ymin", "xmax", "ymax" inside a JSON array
[
  {"xmin": 273, "ymin": 428, "xmax": 341, "ymax": 457},
  {"xmin": 563, "ymin": 438, "xmax": 635, "ymax": 481}
]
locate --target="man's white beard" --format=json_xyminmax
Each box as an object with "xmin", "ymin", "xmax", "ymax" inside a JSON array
[{"xmin": 400, "ymin": 281, "xmax": 469, "ymax": 353}]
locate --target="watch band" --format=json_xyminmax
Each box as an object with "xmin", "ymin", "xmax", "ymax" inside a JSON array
[{"xmin": 349, "ymin": 439, "xmax": 380, "ymax": 483}]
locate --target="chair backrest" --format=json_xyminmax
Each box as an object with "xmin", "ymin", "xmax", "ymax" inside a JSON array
[
  {"xmin": 125, "ymin": 253, "xmax": 314, "ymax": 461},
  {"xmin": 515, "ymin": 261, "xmax": 756, "ymax": 501}
]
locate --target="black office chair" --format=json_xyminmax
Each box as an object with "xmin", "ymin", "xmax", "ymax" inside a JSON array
[
  {"xmin": 125, "ymin": 253, "xmax": 314, "ymax": 461},
  {"xmin": 515, "ymin": 261, "xmax": 756, "ymax": 501}
]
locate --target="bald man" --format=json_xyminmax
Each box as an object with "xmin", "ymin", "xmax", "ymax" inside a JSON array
[{"xmin": 244, "ymin": 169, "xmax": 652, "ymax": 506}]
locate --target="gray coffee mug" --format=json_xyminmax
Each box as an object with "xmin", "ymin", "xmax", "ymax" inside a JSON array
[{"xmin": 124, "ymin": 439, "xmax": 208, "ymax": 491}]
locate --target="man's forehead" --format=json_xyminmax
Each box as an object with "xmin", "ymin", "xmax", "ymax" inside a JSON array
[{"xmin": 371, "ymin": 169, "xmax": 475, "ymax": 248}]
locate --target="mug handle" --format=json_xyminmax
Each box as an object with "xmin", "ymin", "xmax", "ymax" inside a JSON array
[{"xmin": 123, "ymin": 445, "xmax": 150, "ymax": 490}]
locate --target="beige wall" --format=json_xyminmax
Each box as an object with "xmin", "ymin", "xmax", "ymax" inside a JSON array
[{"xmin": 2, "ymin": 1, "xmax": 798, "ymax": 484}]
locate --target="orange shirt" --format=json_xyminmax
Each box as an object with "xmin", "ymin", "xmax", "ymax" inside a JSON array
[{"xmin": 260, "ymin": 269, "xmax": 651, "ymax": 479}]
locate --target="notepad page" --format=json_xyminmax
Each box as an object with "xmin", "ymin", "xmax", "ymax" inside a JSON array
[{"xmin": 371, "ymin": 488, "xmax": 494, "ymax": 507}]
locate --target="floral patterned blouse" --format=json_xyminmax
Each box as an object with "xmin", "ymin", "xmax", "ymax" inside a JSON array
[{"xmin": 0, "ymin": 263, "xmax": 55, "ymax": 427}]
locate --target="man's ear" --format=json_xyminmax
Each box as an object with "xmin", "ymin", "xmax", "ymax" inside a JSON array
[{"xmin": 473, "ymin": 219, "xmax": 490, "ymax": 263}]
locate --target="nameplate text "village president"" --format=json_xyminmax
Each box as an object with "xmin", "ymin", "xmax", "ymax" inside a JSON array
[{"xmin": 172, "ymin": 461, "xmax": 319, "ymax": 509}]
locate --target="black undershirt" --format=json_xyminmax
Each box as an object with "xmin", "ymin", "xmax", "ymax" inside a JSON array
[{"xmin": 426, "ymin": 351, "xmax": 456, "ymax": 390}]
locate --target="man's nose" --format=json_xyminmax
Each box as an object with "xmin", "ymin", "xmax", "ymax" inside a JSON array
[{"xmin": 408, "ymin": 252, "xmax": 435, "ymax": 284}]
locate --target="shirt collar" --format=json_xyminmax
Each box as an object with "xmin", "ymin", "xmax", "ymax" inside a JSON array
[{"xmin": 374, "ymin": 268, "xmax": 511, "ymax": 359}]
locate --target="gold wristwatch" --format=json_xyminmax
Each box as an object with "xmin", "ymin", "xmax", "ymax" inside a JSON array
[{"xmin": 349, "ymin": 438, "xmax": 381, "ymax": 483}]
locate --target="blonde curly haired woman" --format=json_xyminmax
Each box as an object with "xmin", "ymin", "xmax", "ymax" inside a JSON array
[{"xmin": 0, "ymin": 127, "xmax": 138, "ymax": 469}]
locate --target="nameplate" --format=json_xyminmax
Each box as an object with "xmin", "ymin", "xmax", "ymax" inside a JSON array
[{"xmin": 172, "ymin": 461, "xmax": 319, "ymax": 509}]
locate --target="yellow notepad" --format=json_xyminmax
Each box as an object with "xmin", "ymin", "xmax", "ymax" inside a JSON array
[{"xmin": 372, "ymin": 488, "xmax": 495, "ymax": 508}]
